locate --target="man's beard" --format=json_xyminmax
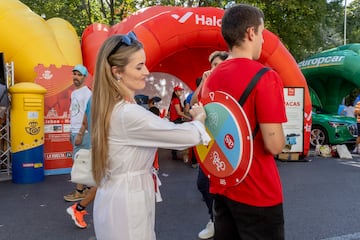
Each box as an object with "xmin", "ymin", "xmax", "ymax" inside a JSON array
[{"xmin": 73, "ymin": 80, "xmax": 82, "ymax": 87}]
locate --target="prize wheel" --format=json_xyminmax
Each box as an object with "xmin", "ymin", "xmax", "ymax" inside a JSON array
[{"xmin": 195, "ymin": 91, "xmax": 253, "ymax": 186}]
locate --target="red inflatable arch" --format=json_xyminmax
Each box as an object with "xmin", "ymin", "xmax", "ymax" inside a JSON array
[{"xmin": 81, "ymin": 6, "xmax": 311, "ymax": 156}]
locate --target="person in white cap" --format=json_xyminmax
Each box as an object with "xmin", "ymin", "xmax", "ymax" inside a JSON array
[{"xmin": 64, "ymin": 64, "xmax": 92, "ymax": 202}]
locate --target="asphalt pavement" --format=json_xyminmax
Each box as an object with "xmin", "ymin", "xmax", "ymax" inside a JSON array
[{"xmin": 1, "ymin": 149, "xmax": 360, "ymax": 240}]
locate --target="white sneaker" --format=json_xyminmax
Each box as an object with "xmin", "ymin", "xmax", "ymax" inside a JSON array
[
  {"xmin": 198, "ymin": 220, "xmax": 214, "ymax": 239},
  {"xmin": 353, "ymin": 145, "xmax": 360, "ymax": 154}
]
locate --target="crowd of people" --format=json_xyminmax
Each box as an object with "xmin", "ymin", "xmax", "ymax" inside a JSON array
[
  {"xmin": 338, "ymin": 99, "xmax": 360, "ymax": 154},
  {"xmin": 64, "ymin": 3, "xmax": 288, "ymax": 240}
]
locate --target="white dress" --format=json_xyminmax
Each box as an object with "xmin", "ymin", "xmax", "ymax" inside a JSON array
[{"xmin": 94, "ymin": 101, "xmax": 210, "ymax": 240}]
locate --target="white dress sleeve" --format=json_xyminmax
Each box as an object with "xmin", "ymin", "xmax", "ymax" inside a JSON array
[{"xmin": 110, "ymin": 102, "xmax": 210, "ymax": 150}]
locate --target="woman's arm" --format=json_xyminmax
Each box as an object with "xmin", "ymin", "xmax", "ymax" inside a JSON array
[{"xmin": 113, "ymin": 104, "xmax": 210, "ymax": 149}]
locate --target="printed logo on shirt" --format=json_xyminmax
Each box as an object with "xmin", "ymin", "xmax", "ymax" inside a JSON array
[{"xmin": 71, "ymin": 99, "xmax": 81, "ymax": 117}]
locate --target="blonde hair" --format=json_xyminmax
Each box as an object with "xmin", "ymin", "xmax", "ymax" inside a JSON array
[{"xmin": 91, "ymin": 34, "xmax": 143, "ymax": 185}]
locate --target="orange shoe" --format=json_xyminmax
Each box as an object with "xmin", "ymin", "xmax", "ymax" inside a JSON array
[{"xmin": 66, "ymin": 203, "xmax": 88, "ymax": 229}]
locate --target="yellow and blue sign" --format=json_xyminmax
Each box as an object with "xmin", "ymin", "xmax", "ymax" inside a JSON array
[{"xmin": 9, "ymin": 82, "xmax": 46, "ymax": 183}]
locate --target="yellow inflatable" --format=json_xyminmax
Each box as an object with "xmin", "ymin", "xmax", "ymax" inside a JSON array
[{"xmin": 0, "ymin": 0, "xmax": 82, "ymax": 83}]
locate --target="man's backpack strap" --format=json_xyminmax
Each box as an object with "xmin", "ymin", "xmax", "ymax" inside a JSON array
[{"xmin": 238, "ymin": 67, "xmax": 271, "ymax": 138}]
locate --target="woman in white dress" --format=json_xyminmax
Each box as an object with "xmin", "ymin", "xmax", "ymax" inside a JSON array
[{"xmin": 91, "ymin": 32, "xmax": 210, "ymax": 240}]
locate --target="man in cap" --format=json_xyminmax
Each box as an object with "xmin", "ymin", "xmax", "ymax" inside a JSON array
[{"xmin": 64, "ymin": 64, "xmax": 92, "ymax": 202}]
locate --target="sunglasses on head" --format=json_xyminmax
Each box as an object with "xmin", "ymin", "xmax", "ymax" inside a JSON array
[{"xmin": 108, "ymin": 31, "xmax": 138, "ymax": 58}]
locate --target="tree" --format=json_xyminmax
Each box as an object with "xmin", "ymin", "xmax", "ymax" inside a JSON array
[
  {"xmin": 321, "ymin": 0, "xmax": 344, "ymax": 48},
  {"xmin": 19, "ymin": 0, "xmax": 131, "ymax": 36},
  {"xmin": 20, "ymin": 0, "xmax": 95, "ymax": 36},
  {"xmin": 246, "ymin": 0, "xmax": 328, "ymax": 61},
  {"xmin": 19, "ymin": 0, "xmax": 347, "ymax": 61},
  {"xmin": 345, "ymin": 0, "xmax": 360, "ymax": 43}
]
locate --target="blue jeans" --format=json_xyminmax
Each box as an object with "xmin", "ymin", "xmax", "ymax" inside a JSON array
[
  {"xmin": 197, "ymin": 167, "xmax": 213, "ymax": 221},
  {"xmin": 71, "ymin": 131, "xmax": 90, "ymax": 160}
]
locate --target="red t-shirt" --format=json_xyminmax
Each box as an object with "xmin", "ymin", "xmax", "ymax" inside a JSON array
[
  {"xmin": 169, "ymin": 97, "xmax": 182, "ymax": 122},
  {"xmin": 201, "ymin": 58, "xmax": 287, "ymax": 207}
]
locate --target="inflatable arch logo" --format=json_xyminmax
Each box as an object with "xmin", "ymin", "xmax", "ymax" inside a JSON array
[
  {"xmin": 81, "ymin": 6, "xmax": 311, "ymax": 156},
  {"xmin": 170, "ymin": 11, "xmax": 222, "ymax": 26},
  {"xmin": 298, "ymin": 55, "xmax": 345, "ymax": 69},
  {"xmin": 299, "ymin": 43, "xmax": 360, "ymax": 113}
]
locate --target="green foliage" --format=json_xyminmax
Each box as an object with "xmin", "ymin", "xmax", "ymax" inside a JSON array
[
  {"xmin": 255, "ymin": 0, "xmax": 328, "ymax": 61},
  {"xmin": 20, "ymin": 0, "xmax": 95, "ymax": 36},
  {"xmin": 18, "ymin": 0, "xmax": 352, "ymax": 62},
  {"xmin": 346, "ymin": 0, "xmax": 360, "ymax": 43},
  {"xmin": 321, "ymin": 0, "xmax": 343, "ymax": 48}
]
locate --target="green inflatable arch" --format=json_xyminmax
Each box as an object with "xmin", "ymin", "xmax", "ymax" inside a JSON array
[{"xmin": 298, "ymin": 43, "xmax": 360, "ymax": 113}]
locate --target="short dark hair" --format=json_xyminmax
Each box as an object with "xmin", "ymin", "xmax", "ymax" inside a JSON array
[
  {"xmin": 209, "ymin": 51, "xmax": 229, "ymax": 64},
  {"xmin": 221, "ymin": 4, "xmax": 264, "ymax": 49}
]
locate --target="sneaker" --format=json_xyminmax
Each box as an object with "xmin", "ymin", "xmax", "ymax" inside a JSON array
[
  {"xmin": 352, "ymin": 146, "xmax": 359, "ymax": 154},
  {"xmin": 63, "ymin": 188, "xmax": 88, "ymax": 202},
  {"xmin": 66, "ymin": 203, "xmax": 88, "ymax": 229},
  {"xmin": 198, "ymin": 220, "xmax": 214, "ymax": 239}
]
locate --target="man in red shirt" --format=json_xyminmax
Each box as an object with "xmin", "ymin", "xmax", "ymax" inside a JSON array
[{"xmin": 201, "ymin": 4, "xmax": 287, "ymax": 239}]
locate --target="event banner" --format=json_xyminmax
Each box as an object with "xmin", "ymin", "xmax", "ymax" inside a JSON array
[
  {"xmin": 283, "ymin": 87, "xmax": 304, "ymax": 153},
  {"xmin": 34, "ymin": 64, "xmax": 92, "ymax": 175}
]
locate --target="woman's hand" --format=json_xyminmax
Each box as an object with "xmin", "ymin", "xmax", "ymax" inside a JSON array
[{"xmin": 189, "ymin": 102, "xmax": 206, "ymax": 124}]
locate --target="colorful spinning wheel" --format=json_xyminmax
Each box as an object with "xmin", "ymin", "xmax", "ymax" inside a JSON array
[{"xmin": 195, "ymin": 91, "xmax": 253, "ymax": 186}]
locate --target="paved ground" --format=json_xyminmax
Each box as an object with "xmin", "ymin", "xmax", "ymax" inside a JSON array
[
  {"xmin": 0, "ymin": 149, "xmax": 208, "ymax": 240},
  {"xmin": 1, "ymin": 149, "xmax": 360, "ymax": 240}
]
